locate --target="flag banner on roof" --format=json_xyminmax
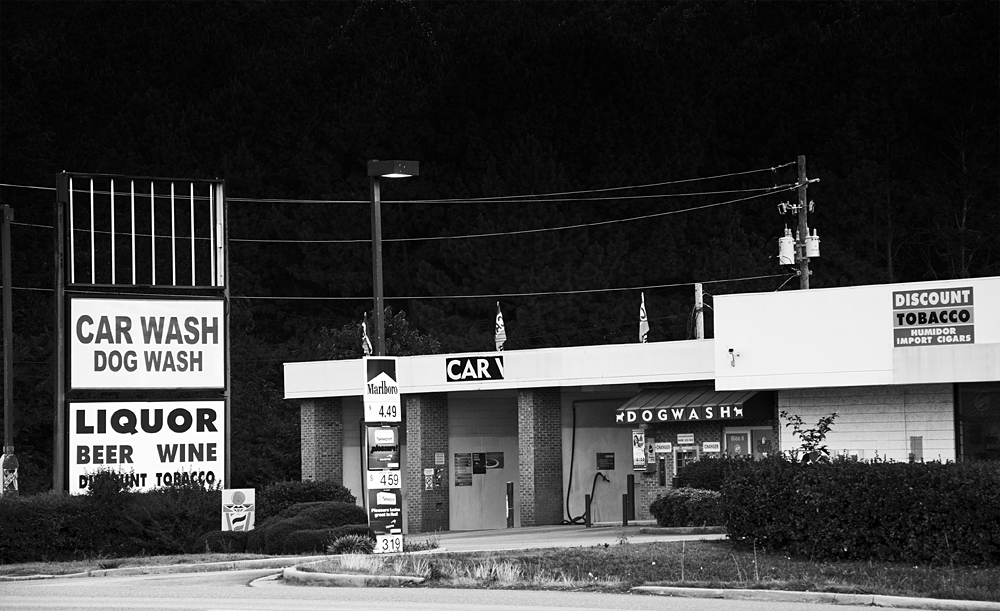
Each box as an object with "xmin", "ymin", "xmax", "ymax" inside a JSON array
[
  {"xmin": 495, "ymin": 302, "xmax": 506, "ymax": 351},
  {"xmin": 362, "ymin": 315, "xmax": 373, "ymax": 357},
  {"xmin": 639, "ymin": 292, "xmax": 649, "ymax": 343}
]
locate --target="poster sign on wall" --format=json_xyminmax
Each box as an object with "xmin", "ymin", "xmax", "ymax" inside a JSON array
[
  {"xmin": 631, "ymin": 429, "xmax": 646, "ymax": 471},
  {"xmin": 69, "ymin": 400, "xmax": 225, "ymax": 495},
  {"xmin": 454, "ymin": 453, "xmax": 473, "ymax": 486},
  {"xmin": 893, "ymin": 287, "xmax": 974, "ymax": 347},
  {"xmin": 69, "ymin": 298, "xmax": 225, "ymax": 389},
  {"xmin": 222, "ymin": 488, "xmax": 255, "ymax": 532}
]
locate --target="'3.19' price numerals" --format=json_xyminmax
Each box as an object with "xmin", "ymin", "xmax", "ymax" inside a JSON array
[{"xmin": 374, "ymin": 534, "xmax": 402, "ymax": 554}]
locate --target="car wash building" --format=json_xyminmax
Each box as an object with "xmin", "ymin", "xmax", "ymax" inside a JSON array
[{"xmin": 283, "ymin": 275, "xmax": 1000, "ymax": 533}]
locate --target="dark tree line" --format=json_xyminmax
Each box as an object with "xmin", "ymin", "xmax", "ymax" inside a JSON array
[{"xmin": 1, "ymin": 1, "xmax": 997, "ymax": 493}]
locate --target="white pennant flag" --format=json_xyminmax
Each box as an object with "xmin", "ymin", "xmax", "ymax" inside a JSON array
[
  {"xmin": 494, "ymin": 302, "xmax": 507, "ymax": 351},
  {"xmin": 362, "ymin": 316, "xmax": 373, "ymax": 357},
  {"xmin": 639, "ymin": 292, "xmax": 649, "ymax": 343}
]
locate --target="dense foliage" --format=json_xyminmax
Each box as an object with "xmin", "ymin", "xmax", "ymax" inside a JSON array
[
  {"xmin": 649, "ymin": 488, "xmax": 723, "ymax": 527},
  {"xmin": 0, "ymin": 477, "xmax": 357, "ymax": 562},
  {"xmin": 1, "ymin": 1, "xmax": 997, "ymax": 492},
  {"xmin": 722, "ymin": 458, "xmax": 1000, "ymax": 564},
  {"xmin": 245, "ymin": 501, "xmax": 368, "ymax": 555}
]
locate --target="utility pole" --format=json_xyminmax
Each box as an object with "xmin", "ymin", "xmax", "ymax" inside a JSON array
[
  {"xmin": 1, "ymin": 205, "xmax": 18, "ymax": 496},
  {"xmin": 797, "ymin": 155, "xmax": 810, "ymax": 290}
]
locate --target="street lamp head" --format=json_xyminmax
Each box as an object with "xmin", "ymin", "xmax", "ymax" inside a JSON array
[{"xmin": 368, "ymin": 160, "xmax": 419, "ymax": 179}]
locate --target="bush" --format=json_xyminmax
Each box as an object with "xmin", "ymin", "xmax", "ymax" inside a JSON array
[
  {"xmin": 0, "ymin": 492, "xmax": 106, "ymax": 562},
  {"xmin": 255, "ymin": 502, "xmax": 367, "ymax": 555},
  {"xmin": 328, "ymin": 534, "xmax": 375, "ymax": 555},
  {"xmin": 123, "ymin": 484, "xmax": 220, "ymax": 556},
  {"xmin": 722, "ymin": 457, "xmax": 1000, "ymax": 564},
  {"xmin": 257, "ymin": 480, "xmax": 356, "ymax": 522},
  {"xmin": 280, "ymin": 529, "xmax": 334, "ymax": 555},
  {"xmin": 649, "ymin": 488, "xmax": 722, "ymax": 527}
]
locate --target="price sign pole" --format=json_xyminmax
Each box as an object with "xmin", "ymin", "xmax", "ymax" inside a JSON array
[{"xmin": 363, "ymin": 357, "xmax": 403, "ymax": 554}]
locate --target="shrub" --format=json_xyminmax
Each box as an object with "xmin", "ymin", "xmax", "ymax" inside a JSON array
[
  {"xmin": 649, "ymin": 488, "xmax": 722, "ymax": 527},
  {"xmin": 257, "ymin": 480, "xmax": 356, "ymax": 522},
  {"xmin": 722, "ymin": 457, "xmax": 1000, "ymax": 564},
  {"xmin": 122, "ymin": 484, "xmax": 220, "ymax": 556},
  {"xmin": 0, "ymin": 492, "xmax": 105, "ymax": 562},
  {"xmin": 280, "ymin": 529, "xmax": 335, "ymax": 555},
  {"xmin": 328, "ymin": 534, "xmax": 375, "ymax": 555},
  {"xmin": 256, "ymin": 502, "xmax": 367, "ymax": 555}
]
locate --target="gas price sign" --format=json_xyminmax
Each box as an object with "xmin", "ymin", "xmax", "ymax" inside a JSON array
[
  {"xmin": 367, "ymin": 470, "xmax": 402, "ymax": 490},
  {"xmin": 376, "ymin": 534, "xmax": 403, "ymax": 554}
]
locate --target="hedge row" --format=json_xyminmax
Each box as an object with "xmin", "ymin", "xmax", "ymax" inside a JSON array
[
  {"xmin": 722, "ymin": 458, "xmax": 1000, "ymax": 564},
  {"xmin": 0, "ymin": 478, "xmax": 357, "ymax": 563},
  {"xmin": 649, "ymin": 488, "xmax": 722, "ymax": 527}
]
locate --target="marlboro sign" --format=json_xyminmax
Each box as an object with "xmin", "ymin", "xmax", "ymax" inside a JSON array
[{"xmin": 363, "ymin": 357, "xmax": 401, "ymax": 422}]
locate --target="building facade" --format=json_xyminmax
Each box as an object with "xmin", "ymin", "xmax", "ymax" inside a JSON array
[{"xmin": 284, "ymin": 276, "xmax": 1000, "ymax": 533}]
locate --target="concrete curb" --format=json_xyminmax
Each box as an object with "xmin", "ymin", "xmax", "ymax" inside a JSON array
[
  {"xmin": 283, "ymin": 565, "xmax": 424, "ymax": 587},
  {"xmin": 635, "ymin": 586, "xmax": 1000, "ymax": 610},
  {"xmin": 0, "ymin": 555, "xmax": 330, "ymax": 581}
]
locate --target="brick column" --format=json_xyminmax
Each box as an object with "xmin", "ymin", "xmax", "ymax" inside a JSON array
[
  {"xmin": 518, "ymin": 388, "xmax": 563, "ymax": 526},
  {"xmin": 299, "ymin": 397, "xmax": 343, "ymax": 483},
  {"xmin": 405, "ymin": 393, "xmax": 449, "ymax": 533}
]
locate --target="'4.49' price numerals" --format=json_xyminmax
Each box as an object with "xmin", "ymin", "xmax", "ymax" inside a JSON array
[{"xmin": 365, "ymin": 402, "xmax": 400, "ymax": 423}]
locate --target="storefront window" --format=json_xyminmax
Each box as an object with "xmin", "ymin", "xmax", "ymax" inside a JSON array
[
  {"xmin": 725, "ymin": 427, "xmax": 774, "ymax": 460},
  {"xmin": 957, "ymin": 382, "xmax": 1000, "ymax": 461}
]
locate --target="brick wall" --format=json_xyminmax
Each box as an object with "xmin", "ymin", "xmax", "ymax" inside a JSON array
[
  {"xmin": 779, "ymin": 384, "xmax": 955, "ymax": 462},
  {"xmin": 299, "ymin": 397, "xmax": 343, "ymax": 483},
  {"xmin": 405, "ymin": 393, "xmax": 450, "ymax": 533},
  {"xmin": 518, "ymin": 388, "xmax": 563, "ymax": 526}
]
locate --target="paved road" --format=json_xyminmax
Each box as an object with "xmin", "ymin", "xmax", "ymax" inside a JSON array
[{"xmin": 0, "ymin": 568, "xmax": 913, "ymax": 611}]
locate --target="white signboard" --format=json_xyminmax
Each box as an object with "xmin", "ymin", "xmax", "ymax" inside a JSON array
[
  {"xmin": 70, "ymin": 298, "xmax": 225, "ymax": 389},
  {"xmin": 222, "ymin": 488, "xmax": 255, "ymax": 532},
  {"xmin": 69, "ymin": 400, "xmax": 225, "ymax": 495},
  {"xmin": 703, "ymin": 442, "xmax": 722, "ymax": 453},
  {"xmin": 367, "ymin": 470, "xmax": 402, "ymax": 490},
  {"xmin": 677, "ymin": 433, "xmax": 695, "ymax": 445},
  {"xmin": 363, "ymin": 357, "xmax": 401, "ymax": 423},
  {"xmin": 654, "ymin": 442, "xmax": 673, "ymax": 454}
]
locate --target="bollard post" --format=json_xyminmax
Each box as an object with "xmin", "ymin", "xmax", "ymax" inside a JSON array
[
  {"xmin": 584, "ymin": 494, "xmax": 592, "ymax": 528},
  {"xmin": 622, "ymin": 494, "xmax": 629, "ymax": 527}
]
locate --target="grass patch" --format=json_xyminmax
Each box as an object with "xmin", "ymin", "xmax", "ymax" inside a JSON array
[
  {"xmin": 0, "ymin": 553, "xmax": 270, "ymax": 577},
  {"xmin": 306, "ymin": 540, "xmax": 1000, "ymax": 601}
]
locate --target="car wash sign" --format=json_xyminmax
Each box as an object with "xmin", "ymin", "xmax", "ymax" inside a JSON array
[
  {"xmin": 69, "ymin": 400, "xmax": 224, "ymax": 495},
  {"xmin": 893, "ymin": 287, "xmax": 974, "ymax": 347},
  {"xmin": 70, "ymin": 298, "xmax": 225, "ymax": 389}
]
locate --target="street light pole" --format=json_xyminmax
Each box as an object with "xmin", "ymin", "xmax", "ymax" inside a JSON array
[{"xmin": 367, "ymin": 160, "xmax": 419, "ymax": 357}]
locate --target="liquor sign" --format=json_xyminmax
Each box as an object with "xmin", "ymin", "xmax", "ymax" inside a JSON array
[
  {"xmin": 364, "ymin": 357, "xmax": 401, "ymax": 422},
  {"xmin": 222, "ymin": 488, "xmax": 255, "ymax": 532},
  {"xmin": 362, "ymin": 357, "xmax": 403, "ymax": 553},
  {"xmin": 69, "ymin": 400, "xmax": 225, "ymax": 495},
  {"xmin": 69, "ymin": 298, "xmax": 225, "ymax": 390}
]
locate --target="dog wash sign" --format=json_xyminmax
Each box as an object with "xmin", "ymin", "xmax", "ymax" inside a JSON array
[
  {"xmin": 893, "ymin": 286, "xmax": 974, "ymax": 347},
  {"xmin": 70, "ymin": 298, "xmax": 225, "ymax": 389}
]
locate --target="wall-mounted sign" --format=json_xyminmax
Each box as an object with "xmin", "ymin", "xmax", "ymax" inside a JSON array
[
  {"xmin": 632, "ymin": 429, "xmax": 646, "ymax": 471},
  {"xmin": 222, "ymin": 488, "xmax": 255, "ymax": 532},
  {"xmin": 893, "ymin": 287, "xmax": 974, "ymax": 347},
  {"xmin": 69, "ymin": 298, "xmax": 225, "ymax": 390},
  {"xmin": 366, "ymin": 426, "xmax": 400, "ymax": 470},
  {"xmin": 617, "ymin": 402, "xmax": 769, "ymax": 424},
  {"xmin": 434, "ymin": 452, "xmax": 445, "ymax": 465},
  {"xmin": 597, "ymin": 452, "xmax": 615, "ymax": 470},
  {"xmin": 485, "ymin": 452, "xmax": 504, "ymax": 469},
  {"xmin": 703, "ymin": 442, "xmax": 721, "ymax": 453},
  {"xmin": 454, "ymin": 453, "xmax": 473, "ymax": 486},
  {"xmin": 472, "ymin": 452, "xmax": 487, "ymax": 474},
  {"xmin": 364, "ymin": 357, "xmax": 400, "ymax": 422},
  {"xmin": 446, "ymin": 356, "xmax": 504, "ymax": 382},
  {"xmin": 677, "ymin": 433, "xmax": 695, "ymax": 445},
  {"xmin": 654, "ymin": 442, "xmax": 673, "ymax": 454},
  {"xmin": 69, "ymin": 400, "xmax": 225, "ymax": 495}
]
